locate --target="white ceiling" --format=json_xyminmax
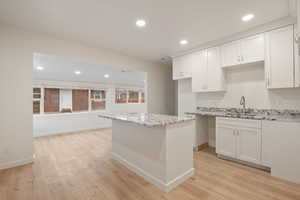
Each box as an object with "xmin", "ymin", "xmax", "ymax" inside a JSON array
[
  {"xmin": 0, "ymin": 0, "xmax": 292, "ymax": 62},
  {"xmin": 33, "ymin": 53, "xmax": 147, "ymax": 86}
]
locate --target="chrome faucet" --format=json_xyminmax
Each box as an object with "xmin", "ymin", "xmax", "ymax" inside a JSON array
[{"xmin": 240, "ymin": 96, "xmax": 246, "ymax": 110}]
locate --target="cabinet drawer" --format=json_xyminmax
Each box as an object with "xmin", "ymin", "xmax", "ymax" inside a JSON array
[{"xmin": 216, "ymin": 117, "xmax": 262, "ymax": 129}]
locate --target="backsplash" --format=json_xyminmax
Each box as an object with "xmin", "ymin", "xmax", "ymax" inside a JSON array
[
  {"xmin": 195, "ymin": 63, "xmax": 300, "ymax": 110},
  {"xmin": 178, "ymin": 63, "xmax": 300, "ymax": 116}
]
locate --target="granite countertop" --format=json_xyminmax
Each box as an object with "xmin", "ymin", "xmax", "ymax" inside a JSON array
[
  {"xmin": 98, "ymin": 112, "xmax": 195, "ymax": 127},
  {"xmin": 186, "ymin": 107, "xmax": 300, "ymax": 123}
]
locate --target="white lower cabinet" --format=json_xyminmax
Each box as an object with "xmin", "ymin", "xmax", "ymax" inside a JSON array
[
  {"xmin": 262, "ymin": 121, "xmax": 300, "ymax": 184},
  {"xmin": 216, "ymin": 125, "xmax": 236, "ymax": 158},
  {"xmin": 216, "ymin": 117, "xmax": 262, "ymax": 165},
  {"xmin": 236, "ymin": 127, "xmax": 261, "ymax": 164}
]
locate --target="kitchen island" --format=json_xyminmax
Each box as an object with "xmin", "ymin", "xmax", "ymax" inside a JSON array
[{"xmin": 98, "ymin": 112, "xmax": 195, "ymax": 192}]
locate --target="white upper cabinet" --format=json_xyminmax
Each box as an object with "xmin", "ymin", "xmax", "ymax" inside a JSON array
[
  {"xmin": 265, "ymin": 25, "xmax": 295, "ymax": 89},
  {"xmin": 172, "ymin": 54, "xmax": 194, "ymax": 80},
  {"xmin": 221, "ymin": 41, "xmax": 240, "ymax": 67},
  {"xmin": 240, "ymin": 34, "xmax": 265, "ymax": 64},
  {"xmin": 206, "ymin": 47, "xmax": 226, "ymax": 91},
  {"xmin": 191, "ymin": 51, "xmax": 207, "ymax": 91},
  {"xmin": 192, "ymin": 47, "xmax": 225, "ymax": 92},
  {"xmin": 221, "ymin": 34, "xmax": 265, "ymax": 68},
  {"xmin": 174, "ymin": 25, "xmax": 298, "ymax": 90}
]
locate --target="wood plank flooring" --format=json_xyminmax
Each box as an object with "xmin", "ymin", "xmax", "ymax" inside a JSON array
[{"xmin": 1, "ymin": 128, "xmax": 300, "ymax": 200}]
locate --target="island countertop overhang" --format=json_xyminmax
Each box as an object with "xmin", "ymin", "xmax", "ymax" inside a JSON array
[{"xmin": 98, "ymin": 112, "xmax": 194, "ymax": 127}]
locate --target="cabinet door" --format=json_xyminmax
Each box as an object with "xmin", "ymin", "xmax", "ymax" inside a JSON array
[
  {"xmin": 184, "ymin": 54, "xmax": 195, "ymax": 78},
  {"xmin": 240, "ymin": 34, "xmax": 264, "ymax": 64},
  {"xmin": 216, "ymin": 126, "xmax": 236, "ymax": 158},
  {"xmin": 236, "ymin": 128, "xmax": 261, "ymax": 164},
  {"xmin": 207, "ymin": 47, "xmax": 225, "ymax": 91},
  {"xmin": 173, "ymin": 54, "xmax": 194, "ymax": 80},
  {"xmin": 192, "ymin": 50, "xmax": 208, "ymax": 92},
  {"xmin": 265, "ymin": 25, "xmax": 294, "ymax": 88},
  {"xmin": 221, "ymin": 41, "xmax": 240, "ymax": 67},
  {"xmin": 172, "ymin": 56, "xmax": 183, "ymax": 80}
]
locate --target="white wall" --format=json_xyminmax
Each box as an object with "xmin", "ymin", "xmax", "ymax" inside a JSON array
[
  {"xmin": 33, "ymin": 112, "xmax": 112, "ymax": 137},
  {"xmin": 0, "ymin": 23, "xmax": 174, "ymax": 169},
  {"xmin": 195, "ymin": 64, "xmax": 300, "ymax": 110},
  {"xmin": 177, "ymin": 65, "xmax": 300, "ymax": 148}
]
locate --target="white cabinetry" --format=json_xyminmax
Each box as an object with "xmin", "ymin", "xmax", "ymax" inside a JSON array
[
  {"xmin": 241, "ymin": 34, "xmax": 265, "ymax": 64},
  {"xmin": 221, "ymin": 34, "xmax": 265, "ymax": 68},
  {"xmin": 236, "ymin": 127, "xmax": 262, "ymax": 164},
  {"xmin": 216, "ymin": 125, "xmax": 236, "ymax": 158},
  {"xmin": 191, "ymin": 51, "xmax": 207, "ymax": 91},
  {"xmin": 174, "ymin": 26, "xmax": 298, "ymax": 90},
  {"xmin": 192, "ymin": 47, "xmax": 225, "ymax": 92},
  {"xmin": 265, "ymin": 25, "xmax": 296, "ymax": 89},
  {"xmin": 221, "ymin": 41, "xmax": 240, "ymax": 67},
  {"xmin": 262, "ymin": 121, "xmax": 300, "ymax": 184},
  {"xmin": 172, "ymin": 54, "xmax": 194, "ymax": 80},
  {"xmin": 216, "ymin": 117, "xmax": 262, "ymax": 165}
]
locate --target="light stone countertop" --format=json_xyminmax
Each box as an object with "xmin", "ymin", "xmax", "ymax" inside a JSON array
[
  {"xmin": 98, "ymin": 112, "xmax": 195, "ymax": 127},
  {"xmin": 186, "ymin": 107, "xmax": 300, "ymax": 123}
]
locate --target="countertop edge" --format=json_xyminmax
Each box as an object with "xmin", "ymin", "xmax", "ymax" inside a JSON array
[
  {"xmin": 186, "ymin": 112, "xmax": 300, "ymax": 123},
  {"xmin": 98, "ymin": 114, "xmax": 195, "ymax": 128}
]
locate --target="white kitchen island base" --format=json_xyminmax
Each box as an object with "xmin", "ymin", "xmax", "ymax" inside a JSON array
[{"xmin": 111, "ymin": 119, "xmax": 195, "ymax": 192}]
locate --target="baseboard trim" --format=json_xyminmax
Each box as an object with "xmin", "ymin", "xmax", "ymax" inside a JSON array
[
  {"xmin": 112, "ymin": 152, "xmax": 194, "ymax": 192},
  {"xmin": 194, "ymin": 143, "xmax": 209, "ymax": 152},
  {"xmin": 34, "ymin": 127, "xmax": 112, "ymax": 138},
  {"xmin": 217, "ymin": 154, "xmax": 270, "ymax": 172},
  {"xmin": 165, "ymin": 167, "xmax": 195, "ymax": 192},
  {"xmin": 0, "ymin": 156, "xmax": 33, "ymax": 170}
]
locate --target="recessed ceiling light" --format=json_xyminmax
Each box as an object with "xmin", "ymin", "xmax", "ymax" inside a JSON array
[
  {"xmin": 180, "ymin": 39, "xmax": 188, "ymax": 45},
  {"xmin": 104, "ymin": 74, "xmax": 110, "ymax": 78},
  {"xmin": 74, "ymin": 70, "xmax": 81, "ymax": 75},
  {"xmin": 136, "ymin": 19, "xmax": 146, "ymax": 27},
  {"xmin": 242, "ymin": 14, "xmax": 254, "ymax": 22},
  {"xmin": 36, "ymin": 66, "xmax": 44, "ymax": 71}
]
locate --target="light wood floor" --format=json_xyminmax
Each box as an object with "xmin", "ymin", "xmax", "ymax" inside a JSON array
[{"xmin": 1, "ymin": 129, "xmax": 300, "ymax": 200}]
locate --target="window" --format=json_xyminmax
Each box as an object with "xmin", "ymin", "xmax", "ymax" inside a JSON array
[
  {"xmin": 140, "ymin": 91, "xmax": 145, "ymax": 103},
  {"xmin": 34, "ymin": 87, "xmax": 145, "ymax": 115},
  {"xmin": 44, "ymin": 88, "xmax": 60, "ymax": 113},
  {"xmin": 72, "ymin": 89, "xmax": 89, "ymax": 112},
  {"xmin": 33, "ymin": 88, "xmax": 41, "ymax": 114},
  {"xmin": 115, "ymin": 89, "xmax": 127, "ymax": 103},
  {"xmin": 91, "ymin": 90, "xmax": 106, "ymax": 110},
  {"xmin": 128, "ymin": 90, "xmax": 139, "ymax": 103},
  {"xmin": 60, "ymin": 89, "xmax": 72, "ymax": 113}
]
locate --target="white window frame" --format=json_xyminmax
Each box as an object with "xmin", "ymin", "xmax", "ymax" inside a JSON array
[
  {"xmin": 115, "ymin": 88, "xmax": 128, "ymax": 104},
  {"xmin": 90, "ymin": 89, "xmax": 107, "ymax": 111}
]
